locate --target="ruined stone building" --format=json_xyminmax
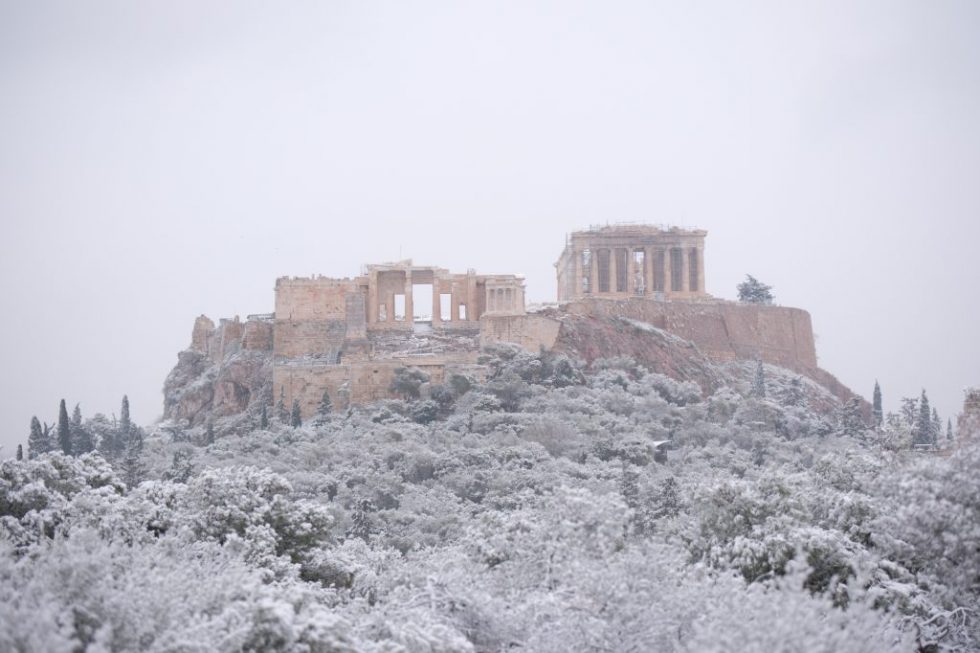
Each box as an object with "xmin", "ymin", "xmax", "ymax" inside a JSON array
[
  {"xmin": 556, "ymin": 224, "xmax": 707, "ymax": 302},
  {"xmin": 167, "ymin": 224, "xmax": 860, "ymax": 425}
]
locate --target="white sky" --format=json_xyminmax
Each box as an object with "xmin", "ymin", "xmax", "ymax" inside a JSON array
[{"xmin": 2, "ymin": 1, "xmax": 978, "ymax": 453}]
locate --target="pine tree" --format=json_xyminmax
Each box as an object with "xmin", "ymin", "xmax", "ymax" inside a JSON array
[
  {"xmin": 318, "ymin": 389, "xmax": 332, "ymax": 417},
  {"xmin": 290, "ymin": 399, "xmax": 302, "ymax": 428},
  {"xmin": 205, "ymin": 421, "xmax": 215, "ymax": 446},
  {"xmin": 28, "ymin": 416, "xmax": 50, "ymax": 459},
  {"xmin": 781, "ymin": 376, "xmax": 806, "ymax": 408},
  {"xmin": 872, "ymin": 381, "xmax": 883, "ymax": 429},
  {"xmin": 947, "ymin": 418, "xmax": 954, "ymax": 442},
  {"xmin": 838, "ymin": 397, "xmax": 866, "ymax": 438},
  {"xmin": 260, "ymin": 405, "xmax": 269, "ymax": 429},
  {"xmin": 276, "ymin": 386, "xmax": 288, "ymax": 423},
  {"xmin": 16, "ymin": 444, "xmax": 23, "ymax": 461},
  {"xmin": 737, "ymin": 275, "xmax": 774, "ymax": 304},
  {"xmin": 70, "ymin": 403, "xmax": 94, "ymax": 454},
  {"xmin": 931, "ymin": 408, "xmax": 942, "ymax": 448},
  {"xmin": 752, "ymin": 360, "xmax": 766, "ymax": 399},
  {"xmin": 57, "ymin": 399, "xmax": 72, "ymax": 455},
  {"xmin": 900, "ymin": 397, "xmax": 918, "ymax": 427},
  {"xmin": 914, "ymin": 390, "xmax": 932, "ymax": 446}
]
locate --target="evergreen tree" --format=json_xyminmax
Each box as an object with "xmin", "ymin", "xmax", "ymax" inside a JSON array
[
  {"xmin": 317, "ymin": 389, "xmax": 332, "ymax": 421},
  {"xmin": 70, "ymin": 403, "xmax": 94, "ymax": 454},
  {"xmin": 276, "ymin": 386, "xmax": 288, "ymax": 423},
  {"xmin": 931, "ymin": 407, "xmax": 942, "ymax": 448},
  {"xmin": 16, "ymin": 444, "xmax": 23, "ymax": 461},
  {"xmin": 260, "ymin": 405, "xmax": 269, "ymax": 429},
  {"xmin": 57, "ymin": 399, "xmax": 72, "ymax": 455},
  {"xmin": 838, "ymin": 397, "xmax": 866, "ymax": 438},
  {"xmin": 119, "ymin": 395, "xmax": 131, "ymax": 442},
  {"xmin": 118, "ymin": 446, "xmax": 146, "ymax": 489},
  {"xmin": 205, "ymin": 421, "xmax": 215, "ymax": 446},
  {"xmin": 947, "ymin": 418, "xmax": 954, "ymax": 442},
  {"xmin": 290, "ymin": 399, "xmax": 302, "ymax": 428},
  {"xmin": 28, "ymin": 416, "xmax": 50, "ymax": 459},
  {"xmin": 914, "ymin": 390, "xmax": 932, "ymax": 446},
  {"xmin": 752, "ymin": 360, "xmax": 766, "ymax": 399},
  {"xmin": 737, "ymin": 275, "xmax": 774, "ymax": 304},
  {"xmin": 872, "ymin": 381, "xmax": 883, "ymax": 429},
  {"xmin": 780, "ymin": 376, "xmax": 806, "ymax": 408},
  {"xmin": 900, "ymin": 397, "xmax": 918, "ymax": 427}
]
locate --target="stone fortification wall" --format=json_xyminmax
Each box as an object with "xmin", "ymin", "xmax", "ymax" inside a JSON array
[
  {"xmin": 243, "ymin": 318, "xmax": 274, "ymax": 351},
  {"xmin": 274, "ymin": 277, "xmax": 366, "ymax": 359},
  {"xmin": 273, "ymin": 354, "xmax": 484, "ymax": 418},
  {"xmin": 480, "ymin": 314, "xmax": 562, "ymax": 352},
  {"xmin": 565, "ymin": 298, "xmax": 818, "ymax": 371}
]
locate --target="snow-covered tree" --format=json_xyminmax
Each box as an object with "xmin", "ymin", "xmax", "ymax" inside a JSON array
[
  {"xmin": 27, "ymin": 416, "xmax": 50, "ymax": 459},
  {"xmin": 914, "ymin": 390, "xmax": 932, "ymax": 446},
  {"xmin": 15, "ymin": 445, "xmax": 22, "ymax": 461},
  {"xmin": 872, "ymin": 381, "xmax": 883, "ymax": 429},
  {"xmin": 276, "ymin": 386, "xmax": 288, "ymax": 423},
  {"xmin": 752, "ymin": 360, "xmax": 767, "ymax": 398},
  {"xmin": 737, "ymin": 274, "xmax": 774, "ymax": 304},
  {"xmin": 57, "ymin": 399, "xmax": 71, "ymax": 455}
]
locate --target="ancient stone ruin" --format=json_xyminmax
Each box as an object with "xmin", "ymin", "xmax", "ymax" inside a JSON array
[{"xmin": 164, "ymin": 224, "xmax": 860, "ymax": 424}]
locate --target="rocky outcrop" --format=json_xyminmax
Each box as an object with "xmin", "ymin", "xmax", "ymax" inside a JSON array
[{"xmin": 958, "ymin": 388, "xmax": 980, "ymax": 440}]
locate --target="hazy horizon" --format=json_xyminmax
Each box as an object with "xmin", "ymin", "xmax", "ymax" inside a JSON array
[{"xmin": 2, "ymin": 1, "xmax": 979, "ymax": 454}]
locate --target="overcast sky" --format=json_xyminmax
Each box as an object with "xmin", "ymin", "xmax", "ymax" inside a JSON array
[{"xmin": 1, "ymin": 1, "xmax": 978, "ymax": 454}]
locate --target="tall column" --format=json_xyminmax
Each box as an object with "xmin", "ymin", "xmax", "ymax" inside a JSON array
[
  {"xmin": 663, "ymin": 249, "xmax": 672, "ymax": 297},
  {"xmin": 625, "ymin": 249, "xmax": 635, "ymax": 295},
  {"xmin": 367, "ymin": 271, "xmax": 378, "ymax": 324},
  {"xmin": 697, "ymin": 245, "xmax": 706, "ymax": 293},
  {"xmin": 645, "ymin": 247, "xmax": 654, "ymax": 296},
  {"xmin": 590, "ymin": 252, "xmax": 599, "ymax": 296},
  {"xmin": 609, "ymin": 248, "xmax": 618, "ymax": 295},
  {"xmin": 404, "ymin": 271, "xmax": 413, "ymax": 323},
  {"xmin": 431, "ymin": 282, "xmax": 441, "ymax": 325},
  {"xmin": 573, "ymin": 248, "xmax": 583, "ymax": 298},
  {"xmin": 681, "ymin": 248, "xmax": 690, "ymax": 292}
]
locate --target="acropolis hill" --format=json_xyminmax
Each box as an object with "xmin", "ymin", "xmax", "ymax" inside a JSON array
[{"xmin": 164, "ymin": 224, "xmax": 859, "ymax": 424}]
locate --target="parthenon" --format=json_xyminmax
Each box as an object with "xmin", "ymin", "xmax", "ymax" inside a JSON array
[{"xmin": 555, "ymin": 224, "xmax": 708, "ymax": 302}]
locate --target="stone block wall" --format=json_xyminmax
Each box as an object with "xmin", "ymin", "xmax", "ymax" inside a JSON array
[
  {"xmin": 566, "ymin": 298, "xmax": 818, "ymax": 372},
  {"xmin": 480, "ymin": 314, "xmax": 562, "ymax": 352}
]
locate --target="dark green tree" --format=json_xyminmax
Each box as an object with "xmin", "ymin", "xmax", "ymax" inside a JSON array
[
  {"xmin": 70, "ymin": 403, "xmax": 94, "ymax": 454},
  {"xmin": 57, "ymin": 399, "xmax": 72, "ymax": 455},
  {"xmin": 737, "ymin": 275, "xmax": 774, "ymax": 304},
  {"xmin": 781, "ymin": 376, "xmax": 806, "ymax": 408},
  {"xmin": 752, "ymin": 360, "xmax": 766, "ymax": 399},
  {"xmin": 290, "ymin": 399, "xmax": 302, "ymax": 428},
  {"xmin": 914, "ymin": 390, "xmax": 932, "ymax": 446},
  {"xmin": 119, "ymin": 395, "xmax": 131, "ymax": 439},
  {"xmin": 872, "ymin": 381, "xmax": 883, "ymax": 429},
  {"xmin": 260, "ymin": 405, "xmax": 269, "ymax": 429},
  {"xmin": 276, "ymin": 386, "xmax": 288, "ymax": 423},
  {"xmin": 931, "ymin": 408, "xmax": 942, "ymax": 448},
  {"xmin": 947, "ymin": 418, "xmax": 954, "ymax": 442},
  {"xmin": 16, "ymin": 444, "xmax": 23, "ymax": 461},
  {"xmin": 205, "ymin": 421, "xmax": 215, "ymax": 446},
  {"xmin": 838, "ymin": 397, "xmax": 866, "ymax": 438},
  {"xmin": 28, "ymin": 416, "xmax": 50, "ymax": 459},
  {"xmin": 318, "ymin": 389, "xmax": 332, "ymax": 418}
]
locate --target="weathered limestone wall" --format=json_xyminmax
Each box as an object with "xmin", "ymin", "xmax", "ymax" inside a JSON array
[
  {"xmin": 565, "ymin": 298, "xmax": 818, "ymax": 371},
  {"xmin": 274, "ymin": 277, "xmax": 365, "ymax": 359},
  {"xmin": 191, "ymin": 315, "xmax": 215, "ymax": 354},
  {"xmin": 480, "ymin": 314, "xmax": 562, "ymax": 352},
  {"xmin": 273, "ymin": 355, "xmax": 484, "ymax": 418},
  {"xmin": 243, "ymin": 318, "xmax": 274, "ymax": 351}
]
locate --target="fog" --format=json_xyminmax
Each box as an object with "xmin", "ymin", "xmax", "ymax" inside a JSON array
[{"xmin": 1, "ymin": 0, "xmax": 978, "ymax": 454}]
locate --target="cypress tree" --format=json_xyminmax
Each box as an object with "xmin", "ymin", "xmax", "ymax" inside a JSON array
[
  {"xmin": 931, "ymin": 408, "xmax": 942, "ymax": 448},
  {"xmin": 57, "ymin": 399, "xmax": 72, "ymax": 455},
  {"xmin": 260, "ymin": 405, "xmax": 269, "ymax": 429},
  {"xmin": 70, "ymin": 403, "xmax": 94, "ymax": 454},
  {"xmin": 947, "ymin": 418, "xmax": 954, "ymax": 442},
  {"xmin": 752, "ymin": 360, "xmax": 766, "ymax": 399},
  {"xmin": 276, "ymin": 386, "xmax": 288, "ymax": 423},
  {"xmin": 872, "ymin": 381, "xmax": 883, "ymax": 429},
  {"xmin": 914, "ymin": 390, "xmax": 931, "ymax": 446},
  {"xmin": 318, "ymin": 389, "xmax": 332, "ymax": 418},
  {"xmin": 290, "ymin": 399, "xmax": 302, "ymax": 428},
  {"xmin": 16, "ymin": 444, "xmax": 23, "ymax": 461},
  {"xmin": 28, "ymin": 416, "xmax": 49, "ymax": 459},
  {"xmin": 205, "ymin": 421, "xmax": 215, "ymax": 446},
  {"xmin": 119, "ymin": 395, "xmax": 131, "ymax": 441}
]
